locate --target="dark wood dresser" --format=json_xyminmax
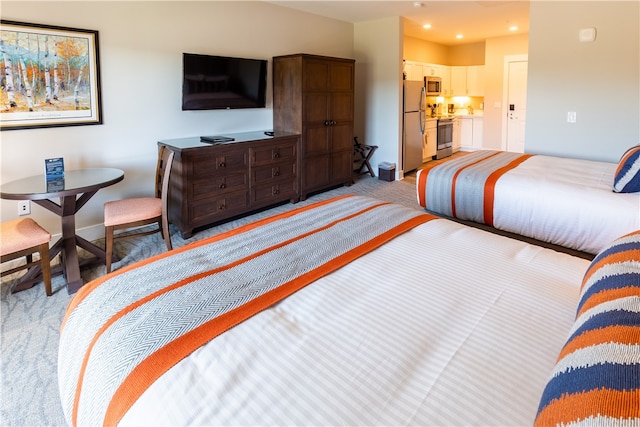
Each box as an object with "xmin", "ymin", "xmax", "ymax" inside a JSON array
[
  {"xmin": 273, "ymin": 54, "xmax": 355, "ymax": 200},
  {"xmin": 158, "ymin": 131, "xmax": 300, "ymax": 238}
]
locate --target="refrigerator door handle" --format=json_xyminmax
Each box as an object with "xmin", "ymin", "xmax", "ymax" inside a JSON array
[{"xmin": 419, "ymin": 86, "xmax": 426, "ymax": 134}]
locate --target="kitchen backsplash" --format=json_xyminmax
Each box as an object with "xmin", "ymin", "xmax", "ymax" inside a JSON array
[{"xmin": 426, "ymin": 96, "xmax": 484, "ymax": 116}]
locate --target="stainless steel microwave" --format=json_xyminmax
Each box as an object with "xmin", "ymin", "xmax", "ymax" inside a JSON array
[{"xmin": 425, "ymin": 76, "xmax": 441, "ymax": 96}]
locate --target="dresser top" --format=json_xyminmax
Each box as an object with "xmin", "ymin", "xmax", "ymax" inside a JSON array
[{"xmin": 158, "ymin": 130, "xmax": 299, "ymax": 150}]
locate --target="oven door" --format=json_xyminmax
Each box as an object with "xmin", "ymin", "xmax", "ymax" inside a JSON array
[{"xmin": 435, "ymin": 119, "xmax": 453, "ymax": 160}]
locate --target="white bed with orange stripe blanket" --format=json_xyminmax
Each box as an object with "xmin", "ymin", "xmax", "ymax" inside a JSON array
[
  {"xmin": 59, "ymin": 194, "xmax": 593, "ymax": 426},
  {"xmin": 416, "ymin": 150, "xmax": 640, "ymax": 255}
]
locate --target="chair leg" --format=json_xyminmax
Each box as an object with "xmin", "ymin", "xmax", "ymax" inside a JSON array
[
  {"xmin": 160, "ymin": 218, "xmax": 172, "ymax": 251},
  {"xmin": 38, "ymin": 243, "xmax": 52, "ymax": 296},
  {"xmin": 105, "ymin": 225, "xmax": 114, "ymax": 273}
]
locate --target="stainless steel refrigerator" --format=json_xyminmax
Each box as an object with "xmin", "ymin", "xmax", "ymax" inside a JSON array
[{"xmin": 403, "ymin": 80, "xmax": 426, "ymax": 173}]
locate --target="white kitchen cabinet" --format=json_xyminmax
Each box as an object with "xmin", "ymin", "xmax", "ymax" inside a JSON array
[
  {"xmin": 436, "ymin": 65, "xmax": 451, "ymax": 96},
  {"xmin": 449, "ymin": 65, "xmax": 485, "ymax": 96},
  {"xmin": 424, "ymin": 119, "xmax": 437, "ymax": 161},
  {"xmin": 452, "ymin": 118, "xmax": 461, "ymax": 152},
  {"xmin": 460, "ymin": 117, "xmax": 484, "ymax": 150},
  {"xmin": 405, "ymin": 62, "xmax": 483, "ymax": 97},
  {"xmin": 466, "ymin": 66, "xmax": 485, "ymax": 96},
  {"xmin": 460, "ymin": 118, "xmax": 473, "ymax": 149},
  {"xmin": 472, "ymin": 117, "xmax": 483, "ymax": 148},
  {"xmin": 423, "ymin": 63, "xmax": 438, "ymax": 77},
  {"xmin": 404, "ymin": 61, "xmax": 424, "ymax": 81},
  {"xmin": 450, "ymin": 66, "xmax": 467, "ymax": 96}
]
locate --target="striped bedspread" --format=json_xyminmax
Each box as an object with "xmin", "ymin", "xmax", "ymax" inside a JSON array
[
  {"xmin": 416, "ymin": 150, "xmax": 533, "ymax": 225},
  {"xmin": 58, "ymin": 195, "xmax": 435, "ymax": 427},
  {"xmin": 416, "ymin": 151, "xmax": 640, "ymax": 254}
]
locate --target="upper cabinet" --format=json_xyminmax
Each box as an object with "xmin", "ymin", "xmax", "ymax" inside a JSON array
[
  {"xmin": 466, "ymin": 66, "xmax": 485, "ymax": 97},
  {"xmin": 404, "ymin": 61, "xmax": 424, "ymax": 81},
  {"xmin": 450, "ymin": 66, "xmax": 467, "ymax": 96},
  {"xmin": 451, "ymin": 65, "xmax": 485, "ymax": 97},
  {"xmin": 404, "ymin": 61, "xmax": 484, "ymax": 97}
]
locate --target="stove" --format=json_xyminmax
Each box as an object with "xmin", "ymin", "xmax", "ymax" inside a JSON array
[{"xmin": 434, "ymin": 117, "xmax": 453, "ymax": 160}]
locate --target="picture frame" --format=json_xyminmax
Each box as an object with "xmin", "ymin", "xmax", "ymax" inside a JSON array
[{"xmin": 0, "ymin": 20, "xmax": 102, "ymax": 130}]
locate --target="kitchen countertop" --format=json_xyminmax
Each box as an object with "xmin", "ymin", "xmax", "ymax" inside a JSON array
[{"xmin": 427, "ymin": 112, "xmax": 484, "ymax": 120}]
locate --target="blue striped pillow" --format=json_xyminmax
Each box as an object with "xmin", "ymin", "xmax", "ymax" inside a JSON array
[
  {"xmin": 613, "ymin": 145, "xmax": 640, "ymax": 193},
  {"xmin": 534, "ymin": 230, "xmax": 640, "ymax": 426}
]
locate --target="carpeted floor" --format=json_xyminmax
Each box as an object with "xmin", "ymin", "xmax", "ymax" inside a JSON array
[{"xmin": 0, "ymin": 174, "xmax": 421, "ymax": 426}]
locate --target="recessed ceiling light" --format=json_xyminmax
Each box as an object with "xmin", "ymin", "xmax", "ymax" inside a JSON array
[
  {"xmin": 413, "ymin": 2, "xmax": 423, "ymax": 7},
  {"xmin": 509, "ymin": 26, "xmax": 518, "ymax": 31},
  {"xmin": 456, "ymin": 34, "xmax": 464, "ymax": 39},
  {"xmin": 423, "ymin": 23, "xmax": 432, "ymax": 29}
]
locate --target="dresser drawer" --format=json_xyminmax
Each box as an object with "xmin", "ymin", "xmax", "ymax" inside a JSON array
[
  {"xmin": 251, "ymin": 141, "xmax": 296, "ymax": 166},
  {"xmin": 189, "ymin": 190, "xmax": 250, "ymax": 224},
  {"xmin": 251, "ymin": 162, "xmax": 296, "ymax": 184},
  {"xmin": 191, "ymin": 172, "xmax": 248, "ymax": 199},
  {"xmin": 192, "ymin": 149, "xmax": 248, "ymax": 178},
  {"xmin": 251, "ymin": 180, "xmax": 297, "ymax": 205}
]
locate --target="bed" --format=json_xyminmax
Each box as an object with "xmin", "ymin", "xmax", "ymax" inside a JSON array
[
  {"xmin": 57, "ymin": 194, "xmax": 637, "ymax": 426},
  {"xmin": 416, "ymin": 150, "xmax": 640, "ymax": 255}
]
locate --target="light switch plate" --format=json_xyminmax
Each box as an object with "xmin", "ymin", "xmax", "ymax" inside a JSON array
[{"xmin": 579, "ymin": 28, "xmax": 596, "ymax": 42}]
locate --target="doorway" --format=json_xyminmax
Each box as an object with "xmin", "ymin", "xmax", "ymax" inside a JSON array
[{"xmin": 502, "ymin": 55, "xmax": 528, "ymax": 152}]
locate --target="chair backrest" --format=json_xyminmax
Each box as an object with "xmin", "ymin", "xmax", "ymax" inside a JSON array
[
  {"xmin": 155, "ymin": 146, "xmax": 175, "ymax": 199},
  {"xmin": 155, "ymin": 146, "xmax": 175, "ymax": 224}
]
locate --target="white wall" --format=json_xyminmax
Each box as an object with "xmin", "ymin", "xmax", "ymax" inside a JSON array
[
  {"xmin": 354, "ymin": 17, "xmax": 403, "ymax": 179},
  {"xmin": 525, "ymin": 1, "xmax": 639, "ymax": 162},
  {"xmin": 0, "ymin": 1, "xmax": 354, "ymax": 240}
]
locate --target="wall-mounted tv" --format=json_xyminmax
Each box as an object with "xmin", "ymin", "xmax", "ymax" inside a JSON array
[{"xmin": 182, "ymin": 53, "xmax": 268, "ymax": 111}]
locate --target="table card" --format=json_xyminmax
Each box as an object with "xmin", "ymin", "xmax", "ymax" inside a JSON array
[
  {"xmin": 45, "ymin": 157, "xmax": 65, "ymax": 192},
  {"xmin": 45, "ymin": 157, "xmax": 65, "ymax": 179}
]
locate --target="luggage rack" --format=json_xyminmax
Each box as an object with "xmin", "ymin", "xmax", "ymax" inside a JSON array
[{"xmin": 353, "ymin": 137, "xmax": 378, "ymax": 177}]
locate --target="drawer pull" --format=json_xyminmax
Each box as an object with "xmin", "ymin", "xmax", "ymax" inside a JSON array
[
  {"xmin": 273, "ymin": 188, "xmax": 280, "ymax": 195},
  {"xmin": 219, "ymin": 204, "xmax": 226, "ymax": 210},
  {"xmin": 219, "ymin": 183, "xmax": 226, "ymax": 189},
  {"xmin": 218, "ymin": 162, "xmax": 226, "ymax": 168},
  {"xmin": 274, "ymin": 170, "xmax": 280, "ymax": 177}
]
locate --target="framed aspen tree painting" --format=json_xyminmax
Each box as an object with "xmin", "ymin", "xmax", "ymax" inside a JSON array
[{"xmin": 0, "ymin": 20, "xmax": 102, "ymax": 130}]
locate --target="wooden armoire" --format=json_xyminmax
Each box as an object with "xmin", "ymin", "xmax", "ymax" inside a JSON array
[{"xmin": 273, "ymin": 54, "xmax": 355, "ymax": 200}]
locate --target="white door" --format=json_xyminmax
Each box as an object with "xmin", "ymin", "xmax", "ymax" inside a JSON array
[{"xmin": 504, "ymin": 57, "xmax": 528, "ymax": 153}]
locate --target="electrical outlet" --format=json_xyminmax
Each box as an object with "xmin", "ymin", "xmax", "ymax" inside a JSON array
[
  {"xmin": 567, "ymin": 111, "xmax": 577, "ymax": 123},
  {"xmin": 18, "ymin": 201, "xmax": 30, "ymax": 216}
]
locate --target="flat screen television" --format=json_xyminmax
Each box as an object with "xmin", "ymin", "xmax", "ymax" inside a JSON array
[{"xmin": 182, "ymin": 53, "xmax": 268, "ymax": 111}]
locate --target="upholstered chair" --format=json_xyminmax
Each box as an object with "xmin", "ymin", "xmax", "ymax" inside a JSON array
[
  {"xmin": 103, "ymin": 147, "xmax": 174, "ymax": 273},
  {"xmin": 0, "ymin": 218, "xmax": 52, "ymax": 296}
]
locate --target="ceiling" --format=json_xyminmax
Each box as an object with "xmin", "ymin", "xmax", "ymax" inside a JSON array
[{"xmin": 267, "ymin": 1, "xmax": 530, "ymax": 46}]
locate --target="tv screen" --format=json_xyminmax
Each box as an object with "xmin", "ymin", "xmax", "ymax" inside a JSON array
[{"xmin": 182, "ymin": 53, "xmax": 267, "ymax": 111}]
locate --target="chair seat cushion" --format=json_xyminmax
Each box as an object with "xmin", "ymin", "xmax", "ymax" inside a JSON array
[
  {"xmin": 0, "ymin": 218, "xmax": 51, "ymax": 256},
  {"xmin": 104, "ymin": 197, "xmax": 162, "ymax": 227}
]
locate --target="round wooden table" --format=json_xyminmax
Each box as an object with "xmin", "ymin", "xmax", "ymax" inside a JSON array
[{"xmin": 1, "ymin": 168, "xmax": 124, "ymax": 294}]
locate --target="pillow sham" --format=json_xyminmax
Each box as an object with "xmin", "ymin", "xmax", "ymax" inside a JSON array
[
  {"xmin": 613, "ymin": 145, "xmax": 640, "ymax": 193},
  {"xmin": 534, "ymin": 230, "xmax": 640, "ymax": 427}
]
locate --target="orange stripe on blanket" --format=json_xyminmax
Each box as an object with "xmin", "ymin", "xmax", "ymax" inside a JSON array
[
  {"xmin": 556, "ymin": 325, "xmax": 640, "ymax": 361},
  {"xmin": 61, "ymin": 194, "xmax": 356, "ymax": 330},
  {"xmin": 483, "ymin": 154, "xmax": 533, "ymax": 226},
  {"xmin": 417, "ymin": 162, "xmax": 443, "ymax": 208},
  {"xmin": 535, "ymin": 388, "xmax": 640, "ymax": 426},
  {"xmin": 102, "ymin": 214, "xmax": 436, "ymax": 426}
]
